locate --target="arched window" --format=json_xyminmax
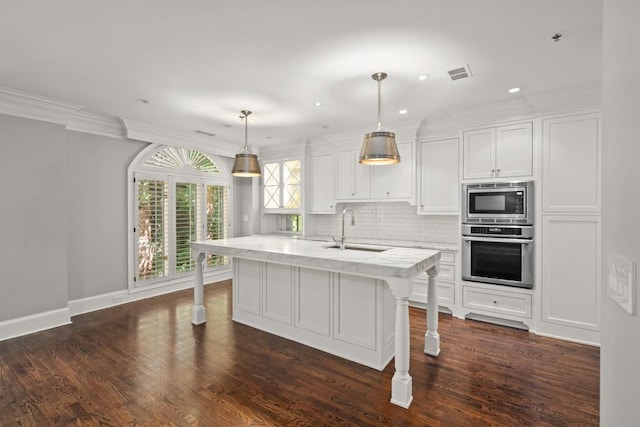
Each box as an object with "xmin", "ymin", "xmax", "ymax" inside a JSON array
[{"xmin": 128, "ymin": 146, "xmax": 231, "ymax": 291}]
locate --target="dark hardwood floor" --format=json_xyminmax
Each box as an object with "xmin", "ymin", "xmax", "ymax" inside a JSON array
[{"xmin": 0, "ymin": 280, "xmax": 599, "ymax": 426}]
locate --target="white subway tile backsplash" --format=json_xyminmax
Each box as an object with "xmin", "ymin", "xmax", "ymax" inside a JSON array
[{"xmin": 315, "ymin": 202, "xmax": 458, "ymax": 243}]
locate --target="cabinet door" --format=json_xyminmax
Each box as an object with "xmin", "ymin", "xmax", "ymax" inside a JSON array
[
  {"xmin": 389, "ymin": 141, "xmax": 414, "ymax": 199},
  {"xmin": 495, "ymin": 122, "xmax": 533, "ymax": 178},
  {"xmin": 353, "ymin": 152, "xmax": 371, "ymax": 199},
  {"xmin": 419, "ymin": 138, "xmax": 459, "ymax": 214},
  {"xmin": 542, "ymin": 113, "xmax": 601, "ymax": 213},
  {"xmin": 541, "ymin": 216, "xmax": 601, "ymax": 331},
  {"xmin": 463, "ymin": 128, "xmax": 495, "ymax": 180},
  {"xmin": 309, "ymin": 154, "xmax": 335, "ymax": 213},
  {"xmin": 335, "ymin": 149, "xmax": 370, "ymax": 200},
  {"xmin": 371, "ymin": 141, "xmax": 414, "ymax": 200},
  {"xmin": 334, "ymin": 150, "xmax": 355, "ymax": 200}
]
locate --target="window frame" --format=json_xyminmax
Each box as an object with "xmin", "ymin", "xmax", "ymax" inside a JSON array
[
  {"xmin": 128, "ymin": 145, "xmax": 232, "ymax": 294},
  {"xmin": 262, "ymin": 158, "xmax": 303, "ymax": 214}
]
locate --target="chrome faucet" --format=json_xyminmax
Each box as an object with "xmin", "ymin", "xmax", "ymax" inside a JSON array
[{"xmin": 340, "ymin": 208, "xmax": 355, "ymax": 250}]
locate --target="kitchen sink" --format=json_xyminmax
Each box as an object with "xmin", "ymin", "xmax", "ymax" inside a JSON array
[{"xmin": 324, "ymin": 243, "xmax": 390, "ymax": 253}]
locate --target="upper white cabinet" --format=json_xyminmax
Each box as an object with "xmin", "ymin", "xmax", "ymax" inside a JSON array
[
  {"xmin": 370, "ymin": 141, "xmax": 414, "ymax": 200},
  {"xmin": 418, "ymin": 138, "xmax": 459, "ymax": 215},
  {"xmin": 463, "ymin": 122, "xmax": 533, "ymax": 180},
  {"xmin": 335, "ymin": 149, "xmax": 371, "ymax": 200},
  {"xmin": 541, "ymin": 113, "xmax": 601, "ymax": 213},
  {"xmin": 335, "ymin": 142, "xmax": 414, "ymax": 202},
  {"xmin": 308, "ymin": 154, "xmax": 335, "ymax": 214}
]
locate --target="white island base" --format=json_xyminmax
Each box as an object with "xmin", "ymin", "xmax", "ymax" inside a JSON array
[{"xmin": 191, "ymin": 236, "xmax": 441, "ymax": 409}]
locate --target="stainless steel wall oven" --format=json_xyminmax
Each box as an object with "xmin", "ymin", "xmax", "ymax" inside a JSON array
[{"xmin": 461, "ymin": 181, "xmax": 534, "ymax": 289}]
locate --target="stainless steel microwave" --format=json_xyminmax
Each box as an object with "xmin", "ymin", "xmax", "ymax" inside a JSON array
[{"xmin": 462, "ymin": 181, "xmax": 534, "ymax": 224}]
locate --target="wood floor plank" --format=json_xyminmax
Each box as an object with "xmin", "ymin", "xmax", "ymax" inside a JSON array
[{"xmin": 0, "ymin": 279, "xmax": 599, "ymax": 426}]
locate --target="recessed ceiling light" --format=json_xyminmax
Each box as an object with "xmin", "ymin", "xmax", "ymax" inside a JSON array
[
  {"xmin": 223, "ymin": 124, "xmax": 232, "ymax": 128},
  {"xmin": 136, "ymin": 98, "xmax": 149, "ymax": 104},
  {"xmin": 321, "ymin": 125, "xmax": 330, "ymax": 129},
  {"xmin": 314, "ymin": 102, "xmax": 323, "ymax": 107},
  {"xmin": 399, "ymin": 109, "xmax": 409, "ymax": 115},
  {"xmin": 417, "ymin": 74, "xmax": 430, "ymax": 81},
  {"xmin": 508, "ymin": 87, "xmax": 521, "ymax": 94},
  {"xmin": 265, "ymin": 136, "xmax": 272, "ymax": 140}
]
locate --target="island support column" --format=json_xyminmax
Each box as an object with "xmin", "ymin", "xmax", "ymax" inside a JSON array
[
  {"xmin": 386, "ymin": 278, "xmax": 414, "ymax": 409},
  {"xmin": 425, "ymin": 265, "xmax": 440, "ymax": 356},
  {"xmin": 192, "ymin": 252, "xmax": 207, "ymax": 325}
]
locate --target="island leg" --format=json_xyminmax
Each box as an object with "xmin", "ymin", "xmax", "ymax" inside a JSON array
[
  {"xmin": 425, "ymin": 265, "xmax": 440, "ymax": 356},
  {"xmin": 192, "ymin": 252, "xmax": 207, "ymax": 325},
  {"xmin": 386, "ymin": 278, "xmax": 414, "ymax": 409}
]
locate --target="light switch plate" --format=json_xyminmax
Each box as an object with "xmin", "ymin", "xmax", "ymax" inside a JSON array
[{"xmin": 607, "ymin": 255, "xmax": 636, "ymax": 315}]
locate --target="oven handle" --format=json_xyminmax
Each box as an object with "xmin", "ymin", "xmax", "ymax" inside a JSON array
[{"xmin": 462, "ymin": 236, "xmax": 533, "ymax": 244}]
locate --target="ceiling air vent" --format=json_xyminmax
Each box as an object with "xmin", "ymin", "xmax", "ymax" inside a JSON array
[
  {"xmin": 194, "ymin": 130, "xmax": 216, "ymax": 137},
  {"xmin": 446, "ymin": 65, "xmax": 472, "ymax": 81}
]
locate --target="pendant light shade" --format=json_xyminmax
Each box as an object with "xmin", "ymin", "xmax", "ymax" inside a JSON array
[
  {"xmin": 232, "ymin": 110, "xmax": 261, "ymax": 177},
  {"xmin": 359, "ymin": 72, "xmax": 400, "ymax": 165}
]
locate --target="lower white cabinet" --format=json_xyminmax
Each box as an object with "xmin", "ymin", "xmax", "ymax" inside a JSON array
[
  {"xmin": 233, "ymin": 258, "xmax": 395, "ymax": 370},
  {"xmin": 460, "ymin": 282, "xmax": 534, "ymax": 329},
  {"xmin": 537, "ymin": 215, "xmax": 601, "ymax": 344}
]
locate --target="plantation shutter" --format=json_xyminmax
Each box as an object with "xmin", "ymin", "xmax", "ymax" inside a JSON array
[
  {"xmin": 205, "ymin": 183, "xmax": 229, "ymax": 268},
  {"xmin": 136, "ymin": 177, "xmax": 169, "ymax": 281},
  {"xmin": 174, "ymin": 181, "xmax": 201, "ymax": 274}
]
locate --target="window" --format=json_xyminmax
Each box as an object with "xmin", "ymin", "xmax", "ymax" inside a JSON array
[
  {"xmin": 263, "ymin": 159, "xmax": 302, "ymax": 211},
  {"xmin": 131, "ymin": 146, "xmax": 230, "ymax": 290}
]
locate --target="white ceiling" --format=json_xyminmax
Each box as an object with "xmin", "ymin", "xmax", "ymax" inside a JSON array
[{"xmin": 0, "ymin": 0, "xmax": 603, "ymax": 148}]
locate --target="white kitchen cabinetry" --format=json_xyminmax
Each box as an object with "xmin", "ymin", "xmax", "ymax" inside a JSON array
[
  {"xmin": 537, "ymin": 112, "xmax": 601, "ymax": 345},
  {"xmin": 541, "ymin": 113, "xmax": 601, "ymax": 213},
  {"xmin": 335, "ymin": 149, "xmax": 371, "ymax": 200},
  {"xmin": 411, "ymin": 250, "xmax": 456, "ymax": 312},
  {"xmin": 308, "ymin": 153, "xmax": 336, "ymax": 214},
  {"xmin": 538, "ymin": 216, "xmax": 601, "ymax": 344},
  {"xmin": 460, "ymin": 282, "xmax": 534, "ymax": 330},
  {"xmin": 462, "ymin": 122, "xmax": 533, "ymax": 180},
  {"xmin": 234, "ymin": 259, "xmax": 395, "ymax": 370},
  {"xmin": 370, "ymin": 141, "xmax": 414, "ymax": 200},
  {"xmin": 418, "ymin": 138, "xmax": 459, "ymax": 215}
]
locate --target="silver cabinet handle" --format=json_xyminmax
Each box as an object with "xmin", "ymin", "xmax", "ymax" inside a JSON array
[{"xmin": 462, "ymin": 236, "xmax": 532, "ymax": 244}]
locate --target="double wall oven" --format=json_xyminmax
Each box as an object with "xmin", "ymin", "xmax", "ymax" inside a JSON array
[{"xmin": 461, "ymin": 181, "xmax": 534, "ymax": 289}]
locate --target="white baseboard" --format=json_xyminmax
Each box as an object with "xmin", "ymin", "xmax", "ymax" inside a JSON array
[
  {"xmin": 1, "ymin": 270, "xmax": 232, "ymax": 342},
  {"xmin": 68, "ymin": 270, "xmax": 232, "ymax": 317},
  {"xmin": 0, "ymin": 307, "xmax": 71, "ymax": 342}
]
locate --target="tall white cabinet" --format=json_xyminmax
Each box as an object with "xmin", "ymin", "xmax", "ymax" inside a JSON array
[{"xmin": 538, "ymin": 112, "xmax": 601, "ymax": 344}]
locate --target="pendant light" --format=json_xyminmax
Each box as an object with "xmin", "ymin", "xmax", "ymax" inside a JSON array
[
  {"xmin": 231, "ymin": 110, "xmax": 261, "ymax": 177},
  {"xmin": 359, "ymin": 72, "xmax": 400, "ymax": 165}
]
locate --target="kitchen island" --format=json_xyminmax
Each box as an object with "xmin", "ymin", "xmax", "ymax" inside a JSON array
[{"xmin": 191, "ymin": 235, "xmax": 440, "ymax": 408}]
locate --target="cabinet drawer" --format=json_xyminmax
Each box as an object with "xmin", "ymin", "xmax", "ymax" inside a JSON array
[
  {"xmin": 440, "ymin": 251, "xmax": 455, "ymax": 264},
  {"xmin": 463, "ymin": 286, "xmax": 532, "ymax": 319}
]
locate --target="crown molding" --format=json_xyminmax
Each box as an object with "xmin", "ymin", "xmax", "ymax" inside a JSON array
[
  {"xmin": 121, "ymin": 117, "xmax": 242, "ymax": 158},
  {"xmin": 66, "ymin": 110, "xmax": 125, "ymax": 139},
  {"xmin": 0, "ymin": 87, "xmax": 83, "ymax": 125}
]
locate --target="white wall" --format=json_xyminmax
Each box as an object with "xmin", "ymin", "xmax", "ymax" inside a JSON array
[
  {"xmin": 66, "ymin": 130, "xmax": 147, "ymax": 300},
  {"xmin": 601, "ymin": 0, "xmax": 640, "ymax": 424},
  {"xmin": 0, "ymin": 115, "xmax": 70, "ymax": 321}
]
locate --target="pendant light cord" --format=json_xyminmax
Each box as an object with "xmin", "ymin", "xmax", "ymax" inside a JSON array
[
  {"xmin": 241, "ymin": 110, "xmax": 252, "ymax": 153},
  {"xmin": 377, "ymin": 76, "xmax": 382, "ymax": 130}
]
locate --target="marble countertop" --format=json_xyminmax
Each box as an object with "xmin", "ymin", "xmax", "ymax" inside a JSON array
[
  {"xmin": 192, "ymin": 235, "xmax": 440, "ymax": 279},
  {"xmin": 302, "ymin": 235, "xmax": 459, "ymax": 252}
]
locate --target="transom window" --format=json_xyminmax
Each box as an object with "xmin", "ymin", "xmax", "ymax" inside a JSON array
[{"xmin": 130, "ymin": 146, "xmax": 230, "ymax": 290}]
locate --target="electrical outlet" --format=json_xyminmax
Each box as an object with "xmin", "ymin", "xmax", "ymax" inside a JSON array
[
  {"xmin": 112, "ymin": 296, "xmax": 124, "ymax": 304},
  {"xmin": 607, "ymin": 255, "xmax": 636, "ymax": 315}
]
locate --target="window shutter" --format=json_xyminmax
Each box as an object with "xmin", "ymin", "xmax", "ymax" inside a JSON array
[{"xmin": 136, "ymin": 177, "xmax": 169, "ymax": 281}]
